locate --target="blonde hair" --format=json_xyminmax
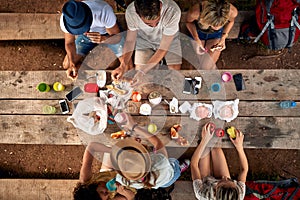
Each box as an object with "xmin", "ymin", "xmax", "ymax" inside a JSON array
[
  {"xmin": 215, "ymin": 185, "xmax": 239, "ymax": 200},
  {"xmin": 200, "ymin": 0, "xmax": 230, "ymax": 28}
]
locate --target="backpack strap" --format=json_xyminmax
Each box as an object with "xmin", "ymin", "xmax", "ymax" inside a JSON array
[
  {"xmin": 247, "ymin": 178, "xmax": 300, "ymax": 199},
  {"xmin": 254, "ymin": 0, "xmax": 275, "ymax": 43},
  {"xmin": 286, "ymin": 7, "xmax": 300, "ymax": 49}
]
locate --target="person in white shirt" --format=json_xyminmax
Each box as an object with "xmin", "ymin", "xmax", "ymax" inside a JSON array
[
  {"xmin": 111, "ymin": 0, "xmax": 182, "ymax": 84},
  {"xmin": 60, "ymin": 0, "xmax": 130, "ymax": 80}
]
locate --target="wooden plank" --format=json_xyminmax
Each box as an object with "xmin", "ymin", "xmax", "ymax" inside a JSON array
[
  {"xmin": 1, "ymin": 100, "xmax": 300, "ymax": 117},
  {"xmin": 1, "ymin": 70, "xmax": 299, "ymax": 101},
  {"xmin": 0, "ymin": 11, "xmax": 253, "ymax": 40},
  {"xmin": 0, "ymin": 179, "xmax": 77, "ymax": 200},
  {"xmin": 0, "ymin": 115, "xmax": 299, "ymax": 149},
  {"xmin": 0, "ymin": 13, "xmax": 64, "ymax": 40},
  {"xmin": 0, "ymin": 179, "xmax": 193, "ymax": 200},
  {"xmin": 171, "ymin": 181, "xmax": 196, "ymax": 200}
]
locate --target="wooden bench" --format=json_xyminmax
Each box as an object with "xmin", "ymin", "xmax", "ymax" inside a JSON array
[
  {"xmin": 0, "ymin": 11, "xmax": 254, "ymax": 40},
  {"xmin": 0, "ymin": 179, "xmax": 195, "ymax": 200},
  {"xmin": 0, "ymin": 69, "xmax": 299, "ymax": 149}
]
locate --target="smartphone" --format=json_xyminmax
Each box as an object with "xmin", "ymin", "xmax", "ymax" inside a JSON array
[
  {"xmin": 66, "ymin": 86, "xmax": 83, "ymax": 102},
  {"xmin": 59, "ymin": 99, "xmax": 70, "ymax": 114},
  {"xmin": 183, "ymin": 78, "xmax": 192, "ymax": 94},
  {"xmin": 233, "ymin": 73, "xmax": 246, "ymax": 91}
]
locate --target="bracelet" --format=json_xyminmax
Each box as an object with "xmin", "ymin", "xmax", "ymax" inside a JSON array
[{"xmin": 222, "ymin": 32, "xmax": 229, "ymax": 38}]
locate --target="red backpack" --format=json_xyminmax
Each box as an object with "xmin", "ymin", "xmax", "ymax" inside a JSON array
[
  {"xmin": 245, "ymin": 178, "xmax": 300, "ymax": 200},
  {"xmin": 254, "ymin": 0, "xmax": 300, "ymax": 50}
]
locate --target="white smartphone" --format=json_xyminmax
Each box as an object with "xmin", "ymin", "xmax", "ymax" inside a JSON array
[
  {"xmin": 183, "ymin": 78, "xmax": 192, "ymax": 94},
  {"xmin": 66, "ymin": 86, "xmax": 83, "ymax": 102},
  {"xmin": 59, "ymin": 99, "xmax": 70, "ymax": 114}
]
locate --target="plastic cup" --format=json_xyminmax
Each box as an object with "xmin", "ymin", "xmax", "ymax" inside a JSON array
[
  {"xmin": 106, "ymin": 178, "xmax": 117, "ymax": 191},
  {"xmin": 211, "ymin": 83, "xmax": 221, "ymax": 92},
  {"xmin": 37, "ymin": 83, "xmax": 50, "ymax": 92},
  {"xmin": 221, "ymin": 72, "xmax": 232, "ymax": 82},
  {"xmin": 42, "ymin": 105, "xmax": 56, "ymax": 114},
  {"xmin": 53, "ymin": 82, "xmax": 65, "ymax": 91}
]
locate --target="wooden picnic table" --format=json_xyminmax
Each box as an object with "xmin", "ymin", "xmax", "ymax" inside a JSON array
[{"xmin": 0, "ymin": 69, "xmax": 299, "ymax": 149}]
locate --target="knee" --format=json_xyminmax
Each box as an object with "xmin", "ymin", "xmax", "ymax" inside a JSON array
[{"xmin": 168, "ymin": 64, "xmax": 181, "ymax": 70}]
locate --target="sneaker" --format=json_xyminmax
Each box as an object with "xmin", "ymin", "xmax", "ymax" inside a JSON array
[{"xmin": 179, "ymin": 159, "xmax": 190, "ymax": 173}]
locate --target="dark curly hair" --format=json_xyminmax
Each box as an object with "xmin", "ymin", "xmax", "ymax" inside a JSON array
[
  {"xmin": 134, "ymin": 0, "xmax": 161, "ymax": 20},
  {"xmin": 73, "ymin": 182, "xmax": 102, "ymax": 200}
]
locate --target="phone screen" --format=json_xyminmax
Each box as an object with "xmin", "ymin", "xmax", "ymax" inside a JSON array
[
  {"xmin": 233, "ymin": 73, "xmax": 245, "ymax": 91},
  {"xmin": 60, "ymin": 100, "xmax": 69, "ymax": 113},
  {"xmin": 66, "ymin": 86, "xmax": 83, "ymax": 101},
  {"xmin": 183, "ymin": 79, "xmax": 192, "ymax": 94}
]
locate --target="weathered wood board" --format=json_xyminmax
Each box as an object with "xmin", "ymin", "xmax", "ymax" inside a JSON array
[
  {"xmin": 0, "ymin": 179, "xmax": 77, "ymax": 200},
  {"xmin": 0, "ymin": 70, "xmax": 299, "ymax": 100},
  {"xmin": 1, "ymin": 100, "xmax": 300, "ymax": 117},
  {"xmin": 0, "ymin": 115, "xmax": 299, "ymax": 149},
  {"xmin": 0, "ymin": 11, "xmax": 253, "ymax": 40},
  {"xmin": 0, "ymin": 179, "xmax": 195, "ymax": 200},
  {"xmin": 0, "ymin": 13, "xmax": 64, "ymax": 40}
]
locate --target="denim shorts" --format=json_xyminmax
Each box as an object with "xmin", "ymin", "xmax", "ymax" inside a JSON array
[
  {"xmin": 197, "ymin": 27, "xmax": 224, "ymax": 40},
  {"xmin": 160, "ymin": 158, "xmax": 181, "ymax": 188},
  {"xmin": 75, "ymin": 34, "xmax": 124, "ymax": 57}
]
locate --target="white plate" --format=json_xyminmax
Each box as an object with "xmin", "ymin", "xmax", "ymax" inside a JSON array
[{"xmin": 139, "ymin": 103, "xmax": 152, "ymax": 115}]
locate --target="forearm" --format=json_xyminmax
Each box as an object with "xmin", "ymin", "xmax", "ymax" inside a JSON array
[
  {"xmin": 186, "ymin": 22, "xmax": 200, "ymax": 43},
  {"xmin": 221, "ymin": 20, "xmax": 235, "ymax": 42},
  {"xmin": 65, "ymin": 42, "xmax": 77, "ymax": 63},
  {"xmin": 142, "ymin": 49, "xmax": 167, "ymax": 73},
  {"xmin": 191, "ymin": 140, "xmax": 209, "ymax": 180},
  {"xmin": 236, "ymin": 147, "xmax": 248, "ymax": 182},
  {"xmin": 120, "ymin": 30, "xmax": 136, "ymax": 68},
  {"xmin": 134, "ymin": 126, "xmax": 167, "ymax": 156}
]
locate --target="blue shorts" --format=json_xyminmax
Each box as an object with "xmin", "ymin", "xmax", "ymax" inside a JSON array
[
  {"xmin": 160, "ymin": 158, "xmax": 181, "ymax": 188},
  {"xmin": 197, "ymin": 27, "xmax": 224, "ymax": 41},
  {"xmin": 75, "ymin": 34, "xmax": 124, "ymax": 57}
]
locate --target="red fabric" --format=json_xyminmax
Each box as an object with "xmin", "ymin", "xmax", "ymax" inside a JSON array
[
  {"xmin": 255, "ymin": 0, "xmax": 300, "ymax": 46},
  {"xmin": 245, "ymin": 180, "xmax": 300, "ymax": 200}
]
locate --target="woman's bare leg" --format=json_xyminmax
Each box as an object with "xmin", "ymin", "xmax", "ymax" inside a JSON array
[
  {"xmin": 204, "ymin": 39, "xmax": 222, "ymax": 64},
  {"xmin": 211, "ymin": 148, "xmax": 231, "ymax": 179},
  {"xmin": 199, "ymin": 148, "xmax": 212, "ymax": 178}
]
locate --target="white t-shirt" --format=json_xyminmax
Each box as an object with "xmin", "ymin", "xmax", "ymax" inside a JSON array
[
  {"xmin": 125, "ymin": 0, "xmax": 181, "ymax": 47},
  {"xmin": 116, "ymin": 153, "xmax": 174, "ymax": 189},
  {"xmin": 60, "ymin": 0, "xmax": 117, "ymax": 35}
]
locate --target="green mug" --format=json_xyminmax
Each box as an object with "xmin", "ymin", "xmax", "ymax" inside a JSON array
[{"xmin": 37, "ymin": 83, "xmax": 51, "ymax": 92}]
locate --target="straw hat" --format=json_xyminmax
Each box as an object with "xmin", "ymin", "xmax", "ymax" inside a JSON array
[{"xmin": 110, "ymin": 139, "xmax": 151, "ymax": 181}]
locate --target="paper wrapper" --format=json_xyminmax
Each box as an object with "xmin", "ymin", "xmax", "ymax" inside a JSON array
[
  {"xmin": 189, "ymin": 103, "xmax": 213, "ymax": 121},
  {"xmin": 212, "ymin": 99, "xmax": 239, "ymax": 122}
]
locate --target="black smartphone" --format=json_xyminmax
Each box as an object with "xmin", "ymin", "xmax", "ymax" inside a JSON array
[
  {"xmin": 59, "ymin": 99, "xmax": 70, "ymax": 114},
  {"xmin": 66, "ymin": 86, "xmax": 83, "ymax": 102},
  {"xmin": 233, "ymin": 73, "xmax": 246, "ymax": 91},
  {"xmin": 183, "ymin": 78, "xmax": 192, "ymax": 94}
]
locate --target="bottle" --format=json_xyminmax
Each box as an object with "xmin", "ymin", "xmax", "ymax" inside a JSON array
[
  {"xmin": 279, "ymin": 101, "xmax": 297, "ymax": 109},
  {"xmin": 106, "ymin": 178, "xmax": 117, "ymax": 191}
]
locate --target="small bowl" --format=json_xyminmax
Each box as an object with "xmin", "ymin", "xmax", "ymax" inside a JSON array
[
  {"xmin": 148, "ymin": 91, "xmax": 162, "ymax": 105},
  {"xmin": 221, "ymin": 72, "xmax": 232, "ymax": 82},
  {"xmin": 139, "ymin": 103, "xmax": 152, "ymax": 115},
  {"xmin": 211, "ymin": 83, "xmax": 221, "ymax": 92}
]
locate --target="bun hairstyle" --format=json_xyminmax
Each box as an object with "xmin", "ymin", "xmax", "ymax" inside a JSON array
[{"xmin": 200, "ymin": 0, "xmax": 230, "ymax": 28}]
